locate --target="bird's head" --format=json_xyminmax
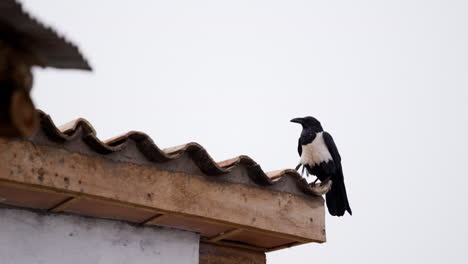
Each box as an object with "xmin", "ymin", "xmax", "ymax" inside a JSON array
[{"xmin": 290, "ymin": 116, "xmax": 323, "ymax": 132}]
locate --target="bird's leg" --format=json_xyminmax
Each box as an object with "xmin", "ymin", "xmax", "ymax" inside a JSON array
[
  {"xmin": 295, "ymin": 163, "xmax": 306, "ymax": 177},
  {"xmin": 312, "ymin": 177, "xmax": 319, "ymax": 184},
  {"xmin": 301, "ymin": 165, "xmax": 306, "ymax": 177},
  {"xmin": 295, "ymin": 163, "xmax": 302, "ymax": 171}
]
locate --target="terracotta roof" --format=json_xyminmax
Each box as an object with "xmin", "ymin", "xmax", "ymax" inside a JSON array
[
  {"xmin": 0, "ymin": 110, "xmax": 330, "ymax": 252},
  {"xmin": 34, "ymin": 110, "xmax": 331, "ymax": 198},
  {"xmin": 0, "ymin": 0, "xmax": 91, "ymax": 70}
]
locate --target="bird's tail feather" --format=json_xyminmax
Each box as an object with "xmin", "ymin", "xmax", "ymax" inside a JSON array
[{"xmin": 326, "ymin": 168, "xmax": 352, "ymax": 216}]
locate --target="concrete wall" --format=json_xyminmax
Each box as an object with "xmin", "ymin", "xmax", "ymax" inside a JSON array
[{"xmin": 0, "ymin": 208, "xmax": 199, "ymax": 264}]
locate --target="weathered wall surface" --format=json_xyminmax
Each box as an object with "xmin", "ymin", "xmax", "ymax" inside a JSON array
[{"xmin": 0, "ymin": 207, "xmax": 199, "ymax": 264}]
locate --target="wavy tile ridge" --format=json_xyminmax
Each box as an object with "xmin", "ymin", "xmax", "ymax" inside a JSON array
[{"xmin": 36, "ymin": 110, "xmax": 330, "ymax": 196}]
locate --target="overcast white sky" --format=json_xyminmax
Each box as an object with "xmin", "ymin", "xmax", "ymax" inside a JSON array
[{"xmin": 22, "ymin": 0, "xmax": 468, "ymax": 263}]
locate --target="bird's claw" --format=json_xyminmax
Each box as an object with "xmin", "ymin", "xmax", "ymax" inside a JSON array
[{"xmin": 309, "ymin": 180, "xmax": 333, "ymax": 196}]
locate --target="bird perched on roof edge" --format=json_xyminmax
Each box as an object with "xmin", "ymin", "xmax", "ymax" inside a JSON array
[{"xmin": 291, "ymin": 116, "xmax": 352, "ymax": 216}]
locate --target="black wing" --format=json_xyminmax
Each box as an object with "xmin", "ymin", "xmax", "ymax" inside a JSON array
[
  {"xmin": 322, "ymin": 132, "xmax": 341, "ymax": 167},
  {"xmin": 322, "ymin": 132, "xmax": 352, "ymax": 216}
]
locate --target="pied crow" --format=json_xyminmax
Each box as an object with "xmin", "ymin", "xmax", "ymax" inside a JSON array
[{"xmin": 291, "ymin": 116, "xmax": 352, "ymax": 216}]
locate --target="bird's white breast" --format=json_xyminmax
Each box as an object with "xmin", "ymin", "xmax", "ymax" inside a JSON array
[{"xmin": 301, "ymin": 132, "xmax": 332, "ymax": 166}]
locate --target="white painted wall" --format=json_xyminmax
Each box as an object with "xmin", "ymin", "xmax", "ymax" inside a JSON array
[{"xmin": 0, "ymin": 208, "xmax": 199, "ymax": 264}]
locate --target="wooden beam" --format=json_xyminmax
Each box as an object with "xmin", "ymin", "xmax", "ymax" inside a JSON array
[
  {"xmin": 0, "ymin": 178, "xmax": 157, "ymax": 213},
  {"xmin": 0, "ymin": 179, "xmax": 158, "ymax": 214},
  {"xmin": 202, "ymin": 239, "xmax": 268, "ymax": 252},
  {"xmin": 199, "ymin": 242, "xmax": 266, "ymax": 264},
  {"xmin": 266, "ymin": 242, "xmax": 303, "ymax": 252},
  {"xmin": 0, "ymin": 177, "xmax": 311, "ymax": 252},
  {"xmin": 0, "ymin": 179, "xmax": 74, "ymax": 197},
  {"xmin": 140, "ymin": 213, "xmax": 166, "ymax": 226},
  {"xmin": 0, "ymin": 138, "xmax": 326, "ymax": 243},
  {"xmin": 0, "ymin": 178, "xmax": 318, "ymax": 245},
  {"xmin": 48, "ymin": 196, "xmax": 81, "ymax": 213},
  {"xmin": 207, "ymin": 228, "xmax": 244, "ymax": 242}
]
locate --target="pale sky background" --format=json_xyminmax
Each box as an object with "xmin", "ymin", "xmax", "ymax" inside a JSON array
[{"xmin": 22, "ymin": 0, "xmax": 468, "ymax": 263}]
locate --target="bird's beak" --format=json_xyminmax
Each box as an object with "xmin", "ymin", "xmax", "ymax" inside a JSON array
[{"xmin": 290, "ymin": 118, "xmax": 303, "ymax": 124}]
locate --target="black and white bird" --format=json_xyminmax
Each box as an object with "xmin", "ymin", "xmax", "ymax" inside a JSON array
[{"xmin": 291, "ymin": 116, "xmax": 352, "ymax": 216}]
